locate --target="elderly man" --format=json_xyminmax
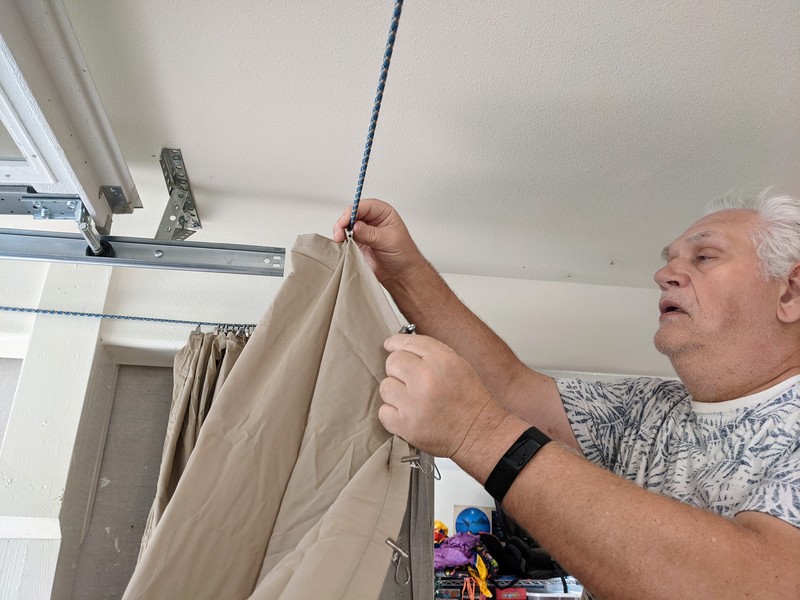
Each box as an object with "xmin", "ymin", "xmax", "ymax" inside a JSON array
[{"xmin": 333, "ymin": 193, "xmax": 800, "ymax": 599}]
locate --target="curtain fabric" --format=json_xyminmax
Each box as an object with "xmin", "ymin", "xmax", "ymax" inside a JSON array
[
  {"xmin": 124, "ymin": 234, "xmax": 411, "ymax": 600},
  {"xmin": 138, "ymin": 330, "xmax": 247, "ymax": 558}
]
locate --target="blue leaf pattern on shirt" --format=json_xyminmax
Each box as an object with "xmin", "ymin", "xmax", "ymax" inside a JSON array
[{"xmin": 558, "ymin": 377, "xmax": 800, "ymax": 528}]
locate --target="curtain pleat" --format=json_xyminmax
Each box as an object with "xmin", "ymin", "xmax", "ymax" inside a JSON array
[
  {"xmin": 138, "ymin": 330, "xmax": 247, "ymax": 559},
  {"xmin": 124, "ymin": 234, "xmax": 410, "ymax": 600}
]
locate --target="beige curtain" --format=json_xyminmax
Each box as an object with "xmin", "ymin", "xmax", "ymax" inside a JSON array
[
  {"xmin": 124, "ymin": 234, "xmax": 411, "ymax": 600},
  {"xmin": 138, "ymin": 330, "xmax": 248, "ymax": 558}
]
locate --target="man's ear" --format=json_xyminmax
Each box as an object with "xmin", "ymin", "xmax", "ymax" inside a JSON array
[{"xmin": 777, "ymin": 262, "xmax": 800, "ymax": 323}]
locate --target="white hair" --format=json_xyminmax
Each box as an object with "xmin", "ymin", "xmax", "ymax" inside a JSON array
[{"xmin": 708, "ymin": 189, "xmax": 800, "ymax": 279}]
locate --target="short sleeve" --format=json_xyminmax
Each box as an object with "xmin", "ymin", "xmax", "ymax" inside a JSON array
[{"xmin": 737, "ymin": 443, "xmax": 800, "ymax": 529}]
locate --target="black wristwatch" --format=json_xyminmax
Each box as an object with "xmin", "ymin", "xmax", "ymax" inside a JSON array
[{"xmin": 484, "ymin": 427, "xmax": 551, "ymax": 503}]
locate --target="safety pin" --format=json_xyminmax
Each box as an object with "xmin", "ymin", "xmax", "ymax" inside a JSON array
[
  {"xmin": 398, "ymin": 323, "xmax": 416, "ymax": 334},
  {"xmin": 401, "ymin": 454, "xmax": 441, "ymax": 480},
  {"xmin": 385, "ymin": 538, "xmax": 410, "ymax": 585}
]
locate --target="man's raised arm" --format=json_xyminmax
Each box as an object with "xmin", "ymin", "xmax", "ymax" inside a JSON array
[{"xmin": 334, "ymin": 198, "xmax": 577, "ymax": 448}]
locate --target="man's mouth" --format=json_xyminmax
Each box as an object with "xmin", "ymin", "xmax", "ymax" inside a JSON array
[{"xmin": 659, "ymin": 299, "xmax": 688, "ymax": 316}]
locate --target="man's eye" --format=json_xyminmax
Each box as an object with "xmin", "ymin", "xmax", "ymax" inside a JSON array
[{"xmin": 696, "ymin": 255, "xmax": 712, "ymax": 261}]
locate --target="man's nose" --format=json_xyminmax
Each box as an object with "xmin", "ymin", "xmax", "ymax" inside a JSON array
[{"xmin": 653, "ymin": 260, "xmax": 689, "ymax": 290}]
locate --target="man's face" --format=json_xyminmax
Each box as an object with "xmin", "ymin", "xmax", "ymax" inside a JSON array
[{"xmin": 653, "ymin": 209, "xmax": 782, "ymax": 361}]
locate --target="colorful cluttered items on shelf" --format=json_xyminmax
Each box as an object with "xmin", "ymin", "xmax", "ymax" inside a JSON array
[
  {"xmin": 434, "ymin": 520, "xmax": 449, "ymax": 545},
  {"xmin": 467, "ymin": 551, "xmax": 492, "ymax": 598},
  {"xmin": 434, "ymin": 530, "xmax": 499, "ymax": 598},
  {"xmin": 433, "ymin": 518, "xmax": 585, "ymax": 598}
]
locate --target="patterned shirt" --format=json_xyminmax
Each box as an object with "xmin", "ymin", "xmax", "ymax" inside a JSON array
[{"xmin": 558, "ymin": 375, "xmax": 800, "ymax": 528}]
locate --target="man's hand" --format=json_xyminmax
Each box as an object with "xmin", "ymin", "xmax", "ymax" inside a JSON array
[
  {"xmin": 379, "ymin": 333, "xmax": 509, "ymax": 459},
  {"xmin": 333, "ymin": 198, "xmax": 427, "ymax": 285}
]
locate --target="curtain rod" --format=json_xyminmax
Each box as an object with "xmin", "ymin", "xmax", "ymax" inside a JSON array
[
  {"xmin": 0, "ymin": 305, "xmax": 257, "ymax": 330},
  {"xmin": 0, "ymin": 228, "xmax": 285, "ymax": 277}
]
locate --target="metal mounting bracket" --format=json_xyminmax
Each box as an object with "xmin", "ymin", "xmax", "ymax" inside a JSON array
[
  {"xmin": 0, "ymin": 185, "xmax": 104, "ymax": 254},
  {"xmin": 156, "ymin": 148, "xmax": 202, "ymax": 241}
]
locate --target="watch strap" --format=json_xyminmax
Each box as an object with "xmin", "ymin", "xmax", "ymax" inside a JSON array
[{"xmin": 484, "ymin": 426, "xmax": 551, "ymax": 503}]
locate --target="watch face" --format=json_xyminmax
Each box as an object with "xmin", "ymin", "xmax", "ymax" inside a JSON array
[{"xmin": 454, "ymin": 507, "xmax": 491, "ymax": 534}]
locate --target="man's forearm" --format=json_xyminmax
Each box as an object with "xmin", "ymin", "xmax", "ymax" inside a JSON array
[{"xmin": 455, "ymin": 412, "xmax": 799, "ymax": 600}]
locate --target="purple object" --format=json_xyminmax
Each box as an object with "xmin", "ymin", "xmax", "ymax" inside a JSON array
[{"xmin": 433, "ymin": 532, "xmax": 480, "ymax": 569}]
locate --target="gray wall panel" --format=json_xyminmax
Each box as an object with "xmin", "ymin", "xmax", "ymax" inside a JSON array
[{"xmin": 70, "ymin": 365, "xmax": 172, "ymax": 600}]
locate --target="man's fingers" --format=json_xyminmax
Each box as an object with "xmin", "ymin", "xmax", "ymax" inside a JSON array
[
  {"xmin": 377, "ymin": 402, "xmax": 401, "ymax": 434},
  {"xmin": 351, "ymin": 220, "xmax": 380, "ymax": 247},
  {"xmin": 379, "ymin": 375, "xmax": 404, "ymax": 404},
  {"xmin": 351, "ymin": 198, "xmax": 393, "ymax": 225},
  {"xmin": 384, "ymin": 332, "xmax": 448, "ymax": 357},
  {"xmin": 335, "ymin": 199, "xmax": 390, "ymax": 229},
  {"xmin": 333, "ymin": 199, "xmax": 391, "ymax": 244},
  {"xmin": 332, "ymin": 207, "xmax": 350, "ymax": 242},
  {"xmin": 384, "ymin": 348, "xmax": 422, "ymax": 384},
  {"xmin": 378, "ymin": 376, "xmax": 405, "ymax": 437}
]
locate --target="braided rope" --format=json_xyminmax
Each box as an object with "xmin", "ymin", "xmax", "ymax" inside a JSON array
[
  {"xmin": 349, "ymin": 0, "xmax": 405, "ymax": 232},
  {"xmin": 0, "ymin": 305, "xmax": 256, "ymax": 330}
]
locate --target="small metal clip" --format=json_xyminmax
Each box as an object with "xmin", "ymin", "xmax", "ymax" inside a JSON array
[
  {"xmin": 401, "ymin": 454, "xmax": 441, "ymax": 480},
  {"xmin": 399, "ymin": 323, "xmax": 416, "ymax": 334},
  {"xmin": 385, "ymin": 538, "xmax": 410, "ymax": 585},
  {"xmin": 193, "ymin": 324, "xmax": 201, "ymax": 334}
]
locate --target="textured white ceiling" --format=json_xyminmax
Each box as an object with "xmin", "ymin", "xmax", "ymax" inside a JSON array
[{"xmin": 56, "ymin": 0, "xmax": 800, "ymax": 288}]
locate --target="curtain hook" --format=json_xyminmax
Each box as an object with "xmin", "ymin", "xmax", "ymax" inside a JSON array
[
  {"xmin": 401, "ymin": 454, "xmax": 441, "ymax": 480},
  {"xmin": 431, "ymin": 461, "xmax": 441, "ymax": 480},
  {"xmin": 385, "ymin": 538, "xmax": 410, "ymax": 586}
]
